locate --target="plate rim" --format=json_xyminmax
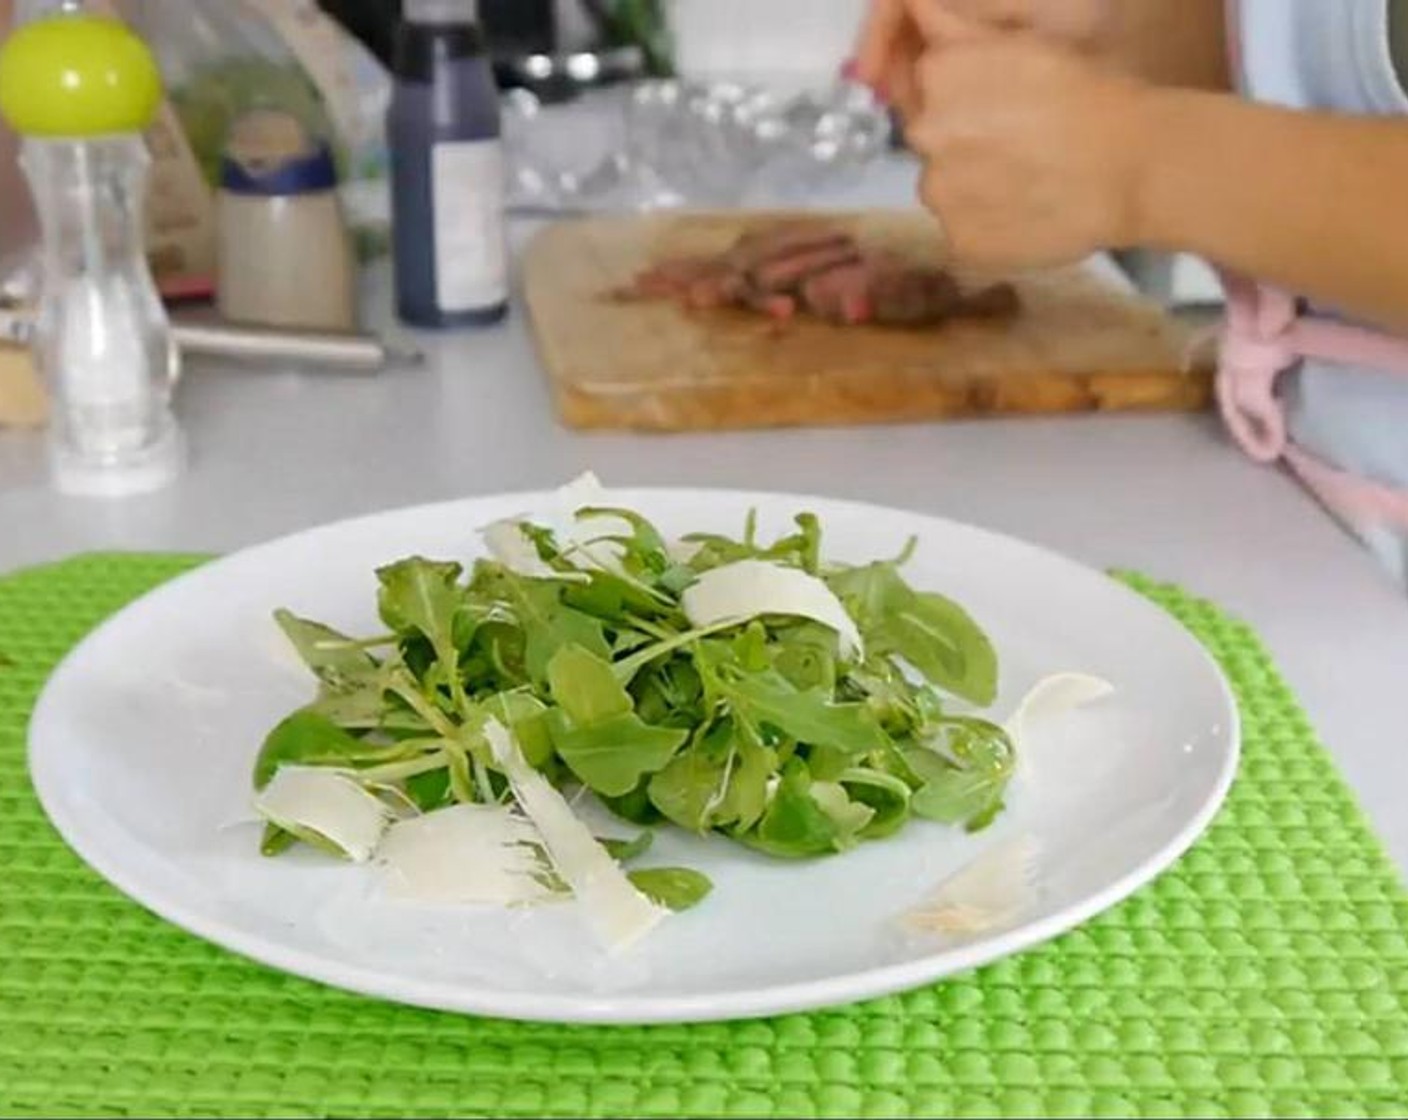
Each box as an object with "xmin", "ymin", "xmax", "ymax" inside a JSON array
[{"xmin": 27, "ymin": 486, "xmax": 1242, "ymax": 1025}]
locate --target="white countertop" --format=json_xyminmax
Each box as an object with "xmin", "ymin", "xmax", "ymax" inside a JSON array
[{"xmin": 3, "ymin": 168, "xmax": 1407, "ymax": 878}]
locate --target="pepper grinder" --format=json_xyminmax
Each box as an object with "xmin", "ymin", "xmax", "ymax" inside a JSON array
[{"xmin": 0, "ymin": 5, "xmax": 184, "ymax": 497}]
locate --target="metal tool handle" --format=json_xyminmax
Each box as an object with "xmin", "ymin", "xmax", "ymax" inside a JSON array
[
  {"xmin": 172, "ymin": 323, "xmax": 422, "ymax": 373},
  {"xmin": 0, "ymin": 307, "xmax": 422, "ymax": 374}
]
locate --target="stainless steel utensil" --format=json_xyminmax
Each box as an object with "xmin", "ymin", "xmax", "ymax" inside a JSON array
[{"xmin": 0, "ymin": 306, "xmax": 422, "ymax": 374}]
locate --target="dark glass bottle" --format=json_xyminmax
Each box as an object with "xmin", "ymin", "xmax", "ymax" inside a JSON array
[{"xmin": 388, "ymin": 0, "xmax": 508, "ymax": 328}]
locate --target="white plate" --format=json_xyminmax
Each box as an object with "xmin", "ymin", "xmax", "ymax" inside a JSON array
[{"xmin": 28, "ymin": 489, "xmax": 1239, "ymax": 1024}]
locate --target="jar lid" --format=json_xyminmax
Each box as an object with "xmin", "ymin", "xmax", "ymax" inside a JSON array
[
  {"xmin": 219, "ymin": 110, "xmax": 338, "ymax": 197},
  {"xmin": 0, "ymin": 13, "xmax": 163, "ymax": 138}
]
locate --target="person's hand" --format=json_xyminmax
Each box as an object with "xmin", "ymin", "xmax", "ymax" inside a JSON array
[
  {"xmin": 852, "ymin": 0, "xmax": 1114, "ymax": 116},
  {"xmin": 905, "ymin": 35, "xmax": 1155, "ymax": 270}
]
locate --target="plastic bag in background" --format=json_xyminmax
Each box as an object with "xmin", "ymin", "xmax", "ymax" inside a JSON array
[
  {"xmin": 128, "ymin": 0, "xmax": 392, "ymax": 260},
  {"xmin": 241, "ymin": 0, "xmax": 391, "ymax": 186},
  {"xmin": 240, "ymin": 0, "xmax": 393, "ymax": 258},
  {"xmin": 126, "ymin": 0, "xmax": 340, "ymax": 187},
  {"xmin": 502, "ymin": 79, "xmax": 889, "ymax": 214},
  {"xmin": 496, "ymin": 0, "xmax": 887, "ymax": 214}
]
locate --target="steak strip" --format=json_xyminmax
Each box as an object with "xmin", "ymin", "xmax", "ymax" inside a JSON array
[{"xmin": 748, "ymin": 244, "xmax": 864, "ymax": 294}]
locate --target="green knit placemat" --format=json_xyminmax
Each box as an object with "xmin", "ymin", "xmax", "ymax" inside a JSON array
[{"xmin": 1, "ymin": 553, "xmax": 1405, "ymax": 1119}]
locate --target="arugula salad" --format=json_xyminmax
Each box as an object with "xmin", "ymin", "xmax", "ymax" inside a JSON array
[{"xmin": 250, "ymin": 476, "xmax": 1046, "ymax": 950}]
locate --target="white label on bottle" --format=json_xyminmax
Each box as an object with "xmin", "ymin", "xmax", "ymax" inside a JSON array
[{"xmin": 431, "ymin": 140, "xmax": 508, "ymax": 313}]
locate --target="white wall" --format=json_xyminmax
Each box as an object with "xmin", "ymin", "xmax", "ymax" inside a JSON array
[{"xmin": 667, "ymin": 0, "xmax": 868, "ymax": 90}]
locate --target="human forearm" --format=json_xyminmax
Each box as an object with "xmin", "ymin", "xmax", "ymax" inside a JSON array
[
  {"xmin": 854, "ymin": 0, "xmax": 1231, "ymax": 119},
  {"xmin": 1136, "ymin": 90, "xmax": 1408, "ymax": 331}
]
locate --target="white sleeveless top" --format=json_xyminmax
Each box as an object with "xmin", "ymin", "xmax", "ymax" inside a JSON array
[{"xmin": 1233, "ymin": 0, "xmax": 1408, "ymax": 585}]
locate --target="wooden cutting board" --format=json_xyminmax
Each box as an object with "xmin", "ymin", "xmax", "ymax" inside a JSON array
[
  {"xmin": 523, "ymin": 211, "xmax": 1214, "ymax": 432},
  {"xmin": 0, "ymin": 345, "xmax": 46, "ymax": 430}
]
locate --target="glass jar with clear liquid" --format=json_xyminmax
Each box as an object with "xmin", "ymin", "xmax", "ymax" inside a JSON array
[{"xmin": 0, "ymin": 7, "xmax": 183, "ymax": 496}]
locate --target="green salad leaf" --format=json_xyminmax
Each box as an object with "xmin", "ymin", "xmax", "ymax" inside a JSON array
[
  {"xmin": 747, "ymin": 760, "xmax": 850, "ymax": 859},
  {"xmin": 602, "ymin": 832, "xmax": 654, "ymax": 863},
  {"xmin": 253, "ymin": 709, "xmax": 397, "ymax": 791},
  {"xmin": 274, "ymin": 610, "xmax": 382, "ymax": 687},
  {"xmin": 906, "ymin": 718, "xmax": 1016, "ymax": 831},
  {"xmin": 829, "ymin": 563, "xmax": 998, "ymax": 706},
  {"xmin": 627, "ymin": 867, "xmax": 713, "ymax": 911},
  {"xmin": 548, "ymin": 644, "xmax": 634, "ymax": 724},
  {"xmin": 548, "ymin": 710, "xmax": 688, "ymax": 797}
]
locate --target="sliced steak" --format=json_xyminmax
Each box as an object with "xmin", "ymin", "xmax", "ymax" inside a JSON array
[
  {"xmin": 615, "ymin": 220, "xmax": 1023, "ymax": 333},
  {"xmin": 865, "ymin": 259, "xmax": 965, "ymax": 328},
  {"xmin": 725, "ymin": 222, "xmax": 854, "ymax": 272},
  {"xmin": 800, "ymin": 262, "xmax": 874, "ymax": 325},
  {"xmin": 683, "ymin": 265, "xmax": 749, "ymax": 311},
  {"xmin": 749, "ymin": 243, "xmax": 863, "ymax": 294},
  {"xmin": 959, "ymin": 282, "xmax": 1021, "ymax": 320},
  {"xmin": 743, "ymin": 291, "xmax": 799, "ymax": 322},
  {"xmin": 615, "ymin": 256, "xmax": 721, "ymax": 301}
]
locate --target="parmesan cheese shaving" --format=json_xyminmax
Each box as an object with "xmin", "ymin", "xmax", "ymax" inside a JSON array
[
  {"xmin": 1005, "ymin": 673, "xmax": 1115, "ymax": 777},
  {"xmin": 482, "ymin": 519, "xmax": 559, "ymax": 579},
  {"xmin": 666, "ymin": 538, "xmax": 704, "ymax": 565},
  {"xmin": 681, "ymin": 559, "xmax": 864, "ymax": 659},
  {"xmin": 902, "ymin": 836, "xmax": 1041, "ymax": 936},
  {"xmin": 1006, "ymin": 673, "xmax": 1115, "ymax": 738},
  {"xmin": 484, "ymin": 719, "xmax": 667, "ymax": 951},
  {"xmin": 254, "ymin": 766, "xmax": 391, "ymax": 863},
  {"xmin": 378, "ymin": 803, "xmax": 558, "ymax": 906},
  {"xmin": 553, "ymin": 471, "xmax": 609, "ymax": 520},
  {"xmin": 552, "ymin": 472, "xmax": 630, "ymax": 573}
]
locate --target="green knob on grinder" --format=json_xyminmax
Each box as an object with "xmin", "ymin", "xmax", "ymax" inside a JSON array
[{"xmin": 0, "ymin": 11, "xmax": 162, "ymax": 138}]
